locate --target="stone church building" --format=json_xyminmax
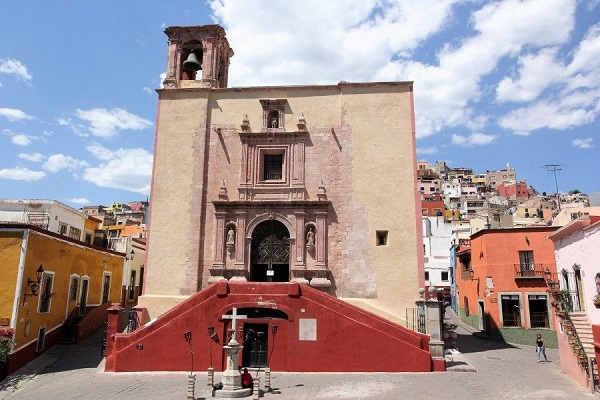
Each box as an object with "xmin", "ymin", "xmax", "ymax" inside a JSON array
[{"xmin": 106, "ymin": 25, "xmax": 439, "ymax": 373}]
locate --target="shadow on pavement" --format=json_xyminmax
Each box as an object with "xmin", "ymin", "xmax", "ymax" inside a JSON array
[
  {"xmin": 453, "ymin": 331, "xmax": 519, "ymax": 354},
  {"xmin": 3, "ymin": 327, "xmax": 105, "ymax": 382}
]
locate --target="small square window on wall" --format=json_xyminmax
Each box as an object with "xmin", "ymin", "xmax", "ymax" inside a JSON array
[{"xmin": 376, "ymin": 230, "xmax": 388, "ymax": 246}]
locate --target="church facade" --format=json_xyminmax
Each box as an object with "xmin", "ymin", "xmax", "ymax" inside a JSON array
[
  {"xmin": 140, "ymin": 25, "xmax": 423, "ymax": 321},
  {"xmin": 103, "ymin": 24, "xmax": 446, "ymax": 374},
  {"xmin": 139, "ymin": 24, "xmax": 424, "ymax": 323}
]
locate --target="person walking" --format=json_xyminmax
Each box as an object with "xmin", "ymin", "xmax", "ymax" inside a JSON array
[{"xmin": 535, "ymin": 334, "xmax": 548, "ymax": 362}]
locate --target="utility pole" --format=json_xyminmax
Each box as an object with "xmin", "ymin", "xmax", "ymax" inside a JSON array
[{"xmin": 542, "ymin": 164, "xmax": 564, "ymax": 211}]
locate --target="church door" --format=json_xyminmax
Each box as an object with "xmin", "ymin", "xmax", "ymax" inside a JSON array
[
  {"xmin": 250, "ymin": 220, "xmax": 290, "ymax": 282},
  {"xmin": 242, "ymin": 323, "xmax": 268, "ymax": 368}
]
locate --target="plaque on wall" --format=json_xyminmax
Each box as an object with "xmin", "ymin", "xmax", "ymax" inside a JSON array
[
  {"xmin": 299, "ymin": 318, "xmax": 317, "ymax": 341},
  {"xmin": 0, "ymin": 317, "xmax": 9, "ymax": 326}
]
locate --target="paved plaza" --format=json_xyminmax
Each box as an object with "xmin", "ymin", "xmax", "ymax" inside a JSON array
[{"xmin": 0, "ymin": 311, "xmax": 596, "ymax": 400}]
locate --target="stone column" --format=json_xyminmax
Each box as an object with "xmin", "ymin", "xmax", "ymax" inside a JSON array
[
  {"xmin": 214, "ymin": 211, "xmax": 226, "ymax": 267},
  {"xmin": 234, "ymin": 211, "xmax": 247, "ymax": 266},
  {"xmin": 294, "ymin": 211, "xmax": 305, "ymax": 266},
  {"xmin": 421, "ymin": 287, "xmax": 445, "ymax": 360},
  {"xmin": 104, "ymin": 304, "xmax": 123, "ymax": 371},
  {"xmin": 315, "ymin": 211, "xmax": 327, "ymax": 268}
]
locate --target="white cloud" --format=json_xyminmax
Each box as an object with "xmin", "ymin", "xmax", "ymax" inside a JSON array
[
  {"xmin": 74, "ymin": 108, "xmax": 153, "ymax": 137},
  {"xmin": 42, "ymin": 154, "xmax": 89, "ymax": 173},
  {"xmin": 12, "ymin": 134, "xmax": 31, "ymax": 146},
  {"xmin": 86, "ymin": 142, "xmax": 116, "ymax": 161},
  {"xmin": 18, "ymin": 152, "xmax": 45, "ymax": 162},
  {"xmin": 0, "ymin": 166, "xmax": 45, "ymax": 181},
  {"xmin": 83, "ymin": 144, "xmax": 153, "ymax": 194},
  {"xmin": 67, "ymin": 197, "xmax": 90, "ymax": 205},
  {"xmin": 143, "ymin": 87, "xmax": 153, "ymax": 94},
  {"xmin": 210, "ymin": 0, "xmax": 460, "ymax": 87},
  {"xmin": 0, "ymin": 58, "xmax": 32, "ymax": 82},
  {"xmin": 0, "ymin": 108, "xmax": 34, "ymax": 122},
  {"xmin": 417, "ymin": 146, "xmax": 438, "ymax": 155},
  {"xmin": 496, "ymin": 47, "xmax": 565, "ymax": 102},
  {"xmin": 452, "ymin": 132, "xmax": 497, "ymax": 147},
  {"xmin": 499, "ymin": 92, "xmax": 597, "ymax": 135},
  {"xmin": 572, "ymin": 137, "xmax": 594, "ymax": 149}
]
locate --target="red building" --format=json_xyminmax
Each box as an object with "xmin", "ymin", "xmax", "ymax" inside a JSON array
[
  {"xmin": 456, "ymin": 226, "xmax": 559, "ymax": 346},
  {"xmin": 421, "ymin": 193, "xmax": 445, "ymax": 217},
  {"xmin": 496, "ymin": 181, "xmax": 533, "ymax": 201}
]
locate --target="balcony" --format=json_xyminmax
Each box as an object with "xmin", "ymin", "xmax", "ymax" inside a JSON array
[{"xmin": 513, "ymin": 263, "xmax": 551, "ymax": 279}]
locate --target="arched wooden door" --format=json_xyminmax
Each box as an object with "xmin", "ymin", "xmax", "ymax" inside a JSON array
[{"xmin": 250, "ymin": 220, "xmax": 290, "ymax": 282}]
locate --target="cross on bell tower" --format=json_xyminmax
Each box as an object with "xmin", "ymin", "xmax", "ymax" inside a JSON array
[{"xmin": 162, "ymin": 25, "xmax": 234, "ymax": 90}]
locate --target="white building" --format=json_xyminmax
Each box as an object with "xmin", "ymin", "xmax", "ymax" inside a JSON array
[
  {"xmin": 0, "ymin": 199, "xmax": 86, "ymax": 241},
  {"xmin": 422, "ymin": 216, "xmax": 454, "ymax": 290}
]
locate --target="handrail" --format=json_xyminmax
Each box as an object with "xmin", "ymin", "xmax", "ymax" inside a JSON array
[
  {"xmin": 513, "ymin": 263, "xmax": 551, "ymax": 278},
  {"xmin": 554, "ymin": 292, "xmax": 592, "ymax": 384}
]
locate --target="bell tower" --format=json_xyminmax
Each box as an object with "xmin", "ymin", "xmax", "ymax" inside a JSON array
[{"xmin": 162, "ymin": 25, "xmax": 234, "ymax": 89}]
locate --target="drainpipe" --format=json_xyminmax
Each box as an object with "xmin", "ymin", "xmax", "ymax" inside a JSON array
[{"xmin": 12, "ymin": 229, "xmax": 29, "ymax": 330}]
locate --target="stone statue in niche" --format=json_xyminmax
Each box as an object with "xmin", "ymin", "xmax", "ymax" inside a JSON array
[
  {"xmin": 227, "ymin": 229, "xmax": 235, "ymax": 245},
  {"xmin": 306, "ymin": 228, "xmax": 315, "ymax": 246},
  {"xmin": 226, "ymin": 228, "xmax": 236, "ymax": 255},
  {"xmin": 306, "ymin": 227, "xmax": 315, "ymax": 254}
]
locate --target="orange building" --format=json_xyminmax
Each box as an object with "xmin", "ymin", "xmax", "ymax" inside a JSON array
[{"xmin": 456, "ymin": 226, "xmax": 559, "ymax": 346}]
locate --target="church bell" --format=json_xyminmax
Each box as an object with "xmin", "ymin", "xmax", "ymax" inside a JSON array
[{"xmin": 183, "ymin": 51, "xmax": 202, "ymax": 71}]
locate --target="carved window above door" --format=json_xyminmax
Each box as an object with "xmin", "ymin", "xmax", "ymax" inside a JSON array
[{"xmin": 237, "ymin": 99, "xmax": 308, "ymax": 201}]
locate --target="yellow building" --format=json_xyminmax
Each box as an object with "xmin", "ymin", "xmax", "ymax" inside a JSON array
[{"xmin": 0, "ymin": 223, "xmax": 124, "ymax": 376}]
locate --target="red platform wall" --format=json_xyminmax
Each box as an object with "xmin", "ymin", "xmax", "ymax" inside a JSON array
[{"xmin": 105, "ymin": 282, "xmax": 441, "ymax": 372}]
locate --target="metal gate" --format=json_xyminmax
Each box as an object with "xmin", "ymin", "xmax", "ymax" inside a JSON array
[{"xmin": 251, "ymin": 220, "xmax": 290, "ymax": 282}]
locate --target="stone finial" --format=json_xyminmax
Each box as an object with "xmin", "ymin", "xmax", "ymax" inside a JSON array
[
  {"xmin": 218, "ymin": 179, "xmax": 228, "ymax": 200},
  {"xmin": 241, "ymin": 114, "xmax": 250, "ymax": 132},
  {"xmin": 317, "ymin": 179, "xmax": 327, "ymax": 201},
  {"xmin": 428, "ymin": 286, "xmax": 436, "ymax": 300},
  {"xmin": 297, "ymin": 112, "xmax": 307, "ymax": 131},
  {"xmin": 418, "ymin": 287, "xmax": 426, "ymax": 299}
]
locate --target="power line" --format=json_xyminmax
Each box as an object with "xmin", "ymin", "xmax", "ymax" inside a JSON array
[{"xmin": 542, "ymin": 164, "xmax": 565, "ymax": 210}]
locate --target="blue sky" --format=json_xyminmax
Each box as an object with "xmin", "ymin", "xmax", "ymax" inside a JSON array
[{"xmin": 1, "ymin": 0, "xmax": 599, "ymax": 208}]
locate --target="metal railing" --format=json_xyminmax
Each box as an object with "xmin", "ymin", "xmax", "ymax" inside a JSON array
[
  {"xmin": 406, "ymin": 307, "xmax": 426, "ymax": 334},
  {"xmin": 502, "ymin": 310, "xmax": 521, "ymax": 327},
  {"xmin": 529, "ymin": 312, "xmax": 549, "ymax": 328},
  {"xmin": 513, "ymin": 263, "xmax": 550, "ymax": 278}
]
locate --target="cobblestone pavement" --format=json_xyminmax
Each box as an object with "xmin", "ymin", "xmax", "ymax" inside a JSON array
[{"xmin": 0, "ymin": 312, "xmax": 595, "ymax": 400}]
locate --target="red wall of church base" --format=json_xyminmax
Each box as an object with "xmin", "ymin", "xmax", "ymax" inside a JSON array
[{"xmin": 106, "ymin": 282, "xmax": 443, "ymax": 372}]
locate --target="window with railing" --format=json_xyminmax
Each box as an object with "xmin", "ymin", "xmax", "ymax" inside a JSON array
[
  {"xmin": 68, "ymin": 226, "xmax": 81, "ymax": 240},
  {"xmin": 68, "ymin": 277, "xmax": 78, "ymax": 301},
  {"xmin": 519, "ymin": 250, "xmax": 534, "ymax": 269},
  {"xmin": 58, "ymin": 222, "xmax": 68, "ymax": 235},
  {"xmin": 501, "ymin": 294, "xmax": 521, "ymax": 327},
  {"xmin": 528, "ymin": 294, "xmax": 549, "ymax": 328},
  {"xmin": 128, "ymin": 271, "xmax": 136, "ymax": 301},
  {"xmin": 38, "ymin": 273, "xmax": 54, "ymax": 313},
  {"xmin": 518, "ymin": 250, "xmax": 535, "ymax": 276},
  {"xmin": 263, "ymin": 154, "xmax": 283, "ymax": 180}
]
